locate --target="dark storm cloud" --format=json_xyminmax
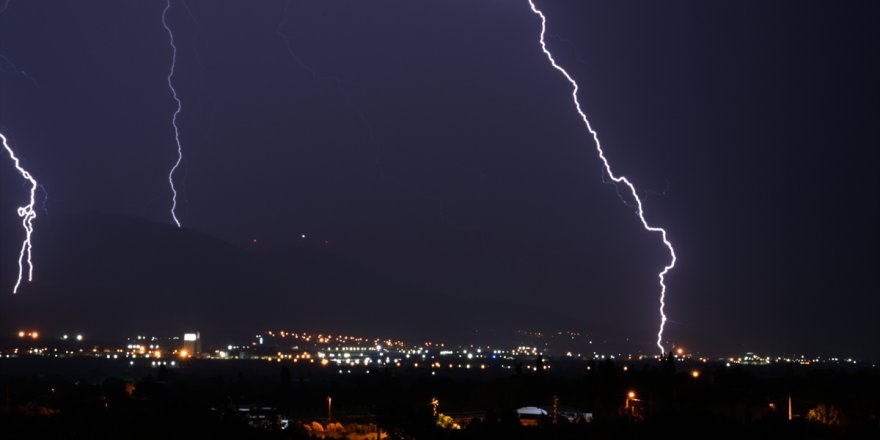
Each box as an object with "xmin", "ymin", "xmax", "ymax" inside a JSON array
[{"xmin": 1, "ymin": 1, "xmax": 878, "ymax": 357}]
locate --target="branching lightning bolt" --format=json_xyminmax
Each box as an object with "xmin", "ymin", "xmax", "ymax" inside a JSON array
[
  {"xmin": 275, "ymin": 0, "xmax": 384, "ymax": 178},
  {"xmin": 0, "ymin": 5, "xmax": 41, "ymax": 89},
  {"xmin": 276, "ymin": 0, "xmax": 347, "ymax": 85},
  {"xmin": 527, "ymin": 1, "xmax": 677, "ymax": 354},
  {"xmin": 1, "ymin": 132, "xmax": 38, "ymax": 294},
  {"xmin": 162, "ymin": 0, "xmax": 183, "ymax": 228}
]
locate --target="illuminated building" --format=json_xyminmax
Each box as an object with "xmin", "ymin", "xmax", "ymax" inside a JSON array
[{"xmin": 183, "ymin": 332, "xmax": 201, "ymax": 357}]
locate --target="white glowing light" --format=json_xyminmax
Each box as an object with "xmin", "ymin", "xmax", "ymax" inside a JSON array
[
  {"xmin": 1, "ymin": 131, "xmax": 38, "ymax": 294},
  {"xmin": 527, "ymin": 1, "xmax": 677, "ymax": 354},
  {"xmin": 162, "ymin": 0, "xmax": 183, "ymax": 228}
]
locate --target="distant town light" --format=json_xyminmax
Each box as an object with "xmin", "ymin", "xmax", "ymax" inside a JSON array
[
  {"xmin": 76, "ymin": 334, "xmax": 83, "ymax": 341},
  {"xmin": 691, "ymin": 370, "xmax": 700, "ymax": 379}
]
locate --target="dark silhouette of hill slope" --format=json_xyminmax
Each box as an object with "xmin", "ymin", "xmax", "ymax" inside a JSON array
[{"xmin": 0, "ymin": 213, "xmax": 609, "ymax": 349}]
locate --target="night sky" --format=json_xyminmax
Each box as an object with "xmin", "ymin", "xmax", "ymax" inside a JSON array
[{"xmin": 1, "ymin": 1, "xmax": 878, "ymax": 358}]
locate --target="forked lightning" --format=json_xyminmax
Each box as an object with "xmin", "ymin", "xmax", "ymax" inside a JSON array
[
  {"xmin": 527, "ymin": 1, "xmax": 677, "ymax": 354},
  {"xmin": 1, "ymin": 132, "xmax": 38, "ymax": 294}
]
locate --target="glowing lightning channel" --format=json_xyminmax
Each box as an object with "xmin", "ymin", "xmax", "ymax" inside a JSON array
[
  {"xmin": 1, "ymin": 131, "xmax": 38, "ymax": 294},
  {"xmin": 162, "ymin": 0, "xmax": 183, "ymax": 228},
  {"xmin": 527, "ymin": 1, "xmax": 677, "ymax": 355}
]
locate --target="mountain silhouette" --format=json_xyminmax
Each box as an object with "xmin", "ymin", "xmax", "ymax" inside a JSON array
[{"xmin": 1, "ymin": 212, "xmax": 609, "ymax": 349}]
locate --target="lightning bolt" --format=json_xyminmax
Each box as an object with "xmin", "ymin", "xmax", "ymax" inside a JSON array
[
  {"xmin": 276, "ymin": 0, "xmax": 384, "ymax": 178},
  {"xmin": 0, "ymin": 4, "xmax": 41, "ymax": 89},
  {"xmin": 276, "ymin": 0, "xmax": 347, "ymax": 85},
  {"xmin": 1, "ymin": 131, "xmax": 38, "ymax": 294},
  {"xmin": 162, "ymin": 0, "xmax": 183, "ymax": 228},
  {"xmin": 527, "ymin": 1, "xmax": 677, "ymax": 354}
]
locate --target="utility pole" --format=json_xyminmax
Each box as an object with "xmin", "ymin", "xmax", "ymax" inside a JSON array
[{"xmin": 552, "ymin": 395, "xmax": 558, "ymax": 424}]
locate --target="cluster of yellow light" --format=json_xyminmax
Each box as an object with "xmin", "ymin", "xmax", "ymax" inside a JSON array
[
  {"xmin": 262, "ymin": 330, "xmax": 406, "ymax": 348},
  {"xmin": 555, "ymin": 330, "xmax": 583, "ymax": 341},
  {"xmin": 16, "ymin": 330, "xmax": 39, "ymax": 339},
  {"xmin": 0, "ymin": 347, "xmax": 96, "ymax": 357},
  {"xmin": 512, "ymin": 346, "xmax": 539, "ymax": 356},
  {"xmin": 515, "ymin": 330, "xmax": 545, "ymax": 338}
]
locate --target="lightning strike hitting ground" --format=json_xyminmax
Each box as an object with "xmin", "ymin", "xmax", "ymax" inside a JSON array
[
  {"xmin": 527, "ymin": 0, "xmax": 677, "ymax": 354},
  {"xmin": 162, "ymin": 0, "xmax": 183, "ymax": 228},
  {"xmin": 1, "ymin": 131, "xmax": 38, "ymax": 294}
]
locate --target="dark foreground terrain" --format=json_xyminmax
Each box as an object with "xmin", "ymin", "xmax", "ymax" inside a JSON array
[{"xmin": 1, "ymin": 357, "xmax": 878, "ymax": 439}]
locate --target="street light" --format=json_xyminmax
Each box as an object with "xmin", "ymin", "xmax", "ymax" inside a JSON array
[{"xmin": 625, "ymin": 391, "xmax": 640, "ymax": 417}]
